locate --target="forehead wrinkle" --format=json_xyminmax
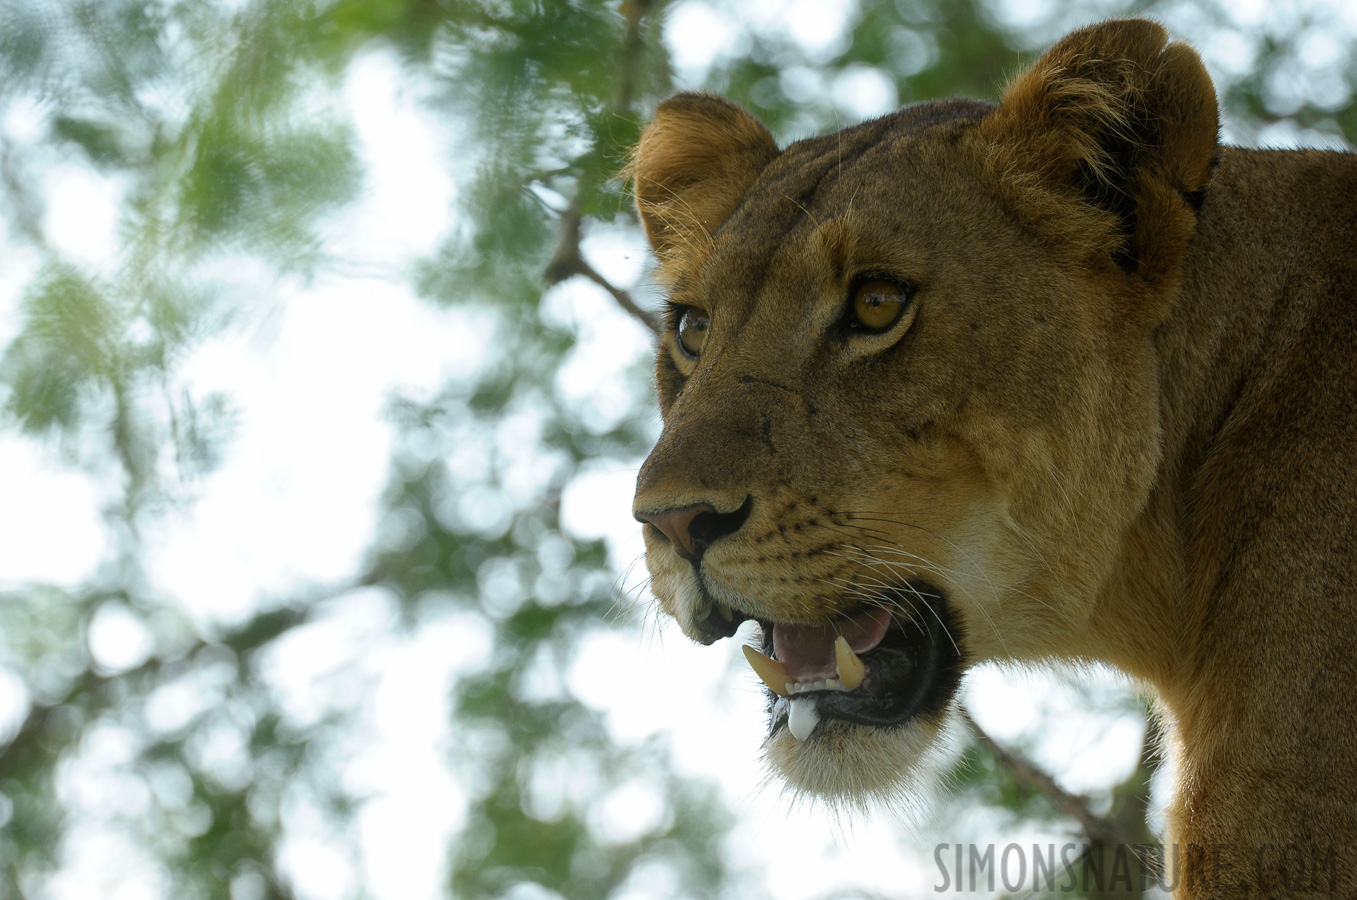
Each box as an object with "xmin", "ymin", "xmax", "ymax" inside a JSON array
[
  {"xmin": 792, "ymin": 213, "xmax": 858, "ymax": 332},
  {"xmin": 710, "ymin": 124, "xmax": 894, "ymax": 303},
  {"xmin": 778, "ymin": 138, "xmax": 914, "ymax": 331},
  {"xmin": 812, "ymin": 214, "xmax": 853, "ymax": 281},
  {"xmin": 700, "ymin": 101, "xmax": 994, "ymax": 344},
  {"xmin": 712, "ymin": 147, "xmax": 900, "ymax": 348}
]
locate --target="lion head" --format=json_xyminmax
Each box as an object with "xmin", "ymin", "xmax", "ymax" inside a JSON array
[{"xmin": 629, "ymin": 19, "xmax": 1218, "ymax": 804}]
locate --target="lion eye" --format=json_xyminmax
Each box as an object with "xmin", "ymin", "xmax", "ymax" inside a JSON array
[
  {"xmin": 849, "ymin": 279, "xmax": 910, "ymax": 332},
  {"xmin": 676, "ymin": 307, "xmax": 710, "ymax": 358}
]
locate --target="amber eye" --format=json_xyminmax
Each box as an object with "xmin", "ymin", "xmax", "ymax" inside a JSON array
[
  {"xmin": 849, "ymin": 279, "xmax": 910, "ymax": 332},
  {"xmin": 676, "ymin": 307, "xmax": 710, "ymax": 358}
]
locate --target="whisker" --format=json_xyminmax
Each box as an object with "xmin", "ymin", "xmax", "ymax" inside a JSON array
[
  {"xmin": 820, "ymin": 555, "xmax": 966, "ymax": 659},
  {"xmin": 837, "ymin": 508, "xmax": 1060, "ymax": 607},
  {"xmin": 823, "ymin": 543, "xmax": 991, "ymax": 656},
  {"xmin": 605, "ymin": 553, "xmax": 653, "ymax": 624}
]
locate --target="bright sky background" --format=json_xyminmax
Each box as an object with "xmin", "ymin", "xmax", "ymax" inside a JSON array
[{"xmin": 3, "ymin": 0, "xmax": 1354, "ymax": 897}]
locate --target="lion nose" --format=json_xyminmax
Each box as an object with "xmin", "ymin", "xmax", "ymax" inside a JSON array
[{"xmin": 636, "ymin": 499, "xmax": 752, "ymax": 564}]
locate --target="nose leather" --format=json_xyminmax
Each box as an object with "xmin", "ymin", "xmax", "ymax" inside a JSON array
[{"xmin": 638, "ymin": 504, "xmax": 714, "ymax": 562}]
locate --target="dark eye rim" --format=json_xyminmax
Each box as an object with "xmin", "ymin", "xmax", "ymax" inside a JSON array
[
  {"xmin": 673, "ymin": 304, "xmax": 710, "ymax": 359},
  {"xmin": 845, "ymin": 275, "xmax": 916, "ymax": 334}
]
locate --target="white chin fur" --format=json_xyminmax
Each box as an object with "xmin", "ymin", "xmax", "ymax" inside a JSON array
[{"xmin": 761, "ymin": 705, "xmax": 964, "ymax": 812}]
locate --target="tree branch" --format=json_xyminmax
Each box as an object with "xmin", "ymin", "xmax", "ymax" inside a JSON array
[
  {"xmin": 961, "ymin": 707, "xmax": 1147, "ymax": 850},
  {"xmin": 612, "ymin": 0, "xmax": 652, "ymax": 115},
  {"xmin": 0, "ymin": 595, "xmax": 337, "ymax": 777},
  {"xmin": 541, "ymin": 0, "xmax": 661, "ymax": 338},
  {"xmin": 545, "ymin": 200, "xmax": 659, "ymax": 335}
]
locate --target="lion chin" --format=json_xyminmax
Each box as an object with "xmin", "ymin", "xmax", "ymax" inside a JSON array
[{"xmin": 762, "ymin": 710, "xmax": 963, "ymax": 811}]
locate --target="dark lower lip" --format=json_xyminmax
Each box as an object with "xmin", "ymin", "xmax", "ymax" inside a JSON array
[{"xmin": 760, "ymin": 584, "xmax": 965, "ymax": 731}]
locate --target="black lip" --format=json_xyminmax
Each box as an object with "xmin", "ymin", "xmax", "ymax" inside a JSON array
[{"xmin": 760, "ymin": 583, "xmax": 964, "ymax": 731}]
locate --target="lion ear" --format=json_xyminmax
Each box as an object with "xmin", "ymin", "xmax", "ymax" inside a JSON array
[
  {"xmin": 980, "ymin": 19, "xmax": 1219, "ymax": 288},
  {"xmin": 629, "ymin": 93, "xmax": 778, "ymax": 281}
]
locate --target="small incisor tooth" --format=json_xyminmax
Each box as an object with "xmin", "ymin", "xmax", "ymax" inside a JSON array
[
  {"xmin": 742, "ymin": 644, "xmax": 789, "ymax": 697},
  {"xmin": 834, "ymin": 636, "xmax": 865, "ymax": 690}
]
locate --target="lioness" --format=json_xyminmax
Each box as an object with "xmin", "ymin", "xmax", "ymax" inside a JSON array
[{"xmin": 628, "ymin": 17, "xmax": 1356, "ymax": 899}]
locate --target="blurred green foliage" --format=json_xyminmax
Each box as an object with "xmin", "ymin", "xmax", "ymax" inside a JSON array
[{"xmin": 0, "ymin": 1, "xmax": 1352, "ymax": 899}]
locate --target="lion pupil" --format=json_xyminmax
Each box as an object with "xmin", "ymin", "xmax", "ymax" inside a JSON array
[
  {"xmin": 852, "ymin": 281, "xmax": 903, "ymax": 330},
  {"xmin": 678, "ymin": 308, "xmax": 709, "ymax": 357}
]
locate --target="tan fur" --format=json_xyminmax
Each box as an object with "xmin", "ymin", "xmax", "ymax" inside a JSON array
[{"xmin": 630, "ymin": 19, "xmax": 1357, "ymax": 898}]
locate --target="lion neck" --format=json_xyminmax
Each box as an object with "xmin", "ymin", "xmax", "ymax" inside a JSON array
[{"xmin": 1080, "ymin": 145, "xmax": 1357, "ymax": 895}]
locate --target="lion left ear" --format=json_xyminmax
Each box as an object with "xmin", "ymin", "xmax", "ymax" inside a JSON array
[{"xmin": 980, "ymin": 19, "xmax": 1219, "ymax": 293}]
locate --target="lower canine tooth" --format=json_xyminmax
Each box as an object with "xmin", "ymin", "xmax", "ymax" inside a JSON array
[
  {"xmin": 741, "ymin": 644, "xmax": 789, "ymax": 697},
  {"xmin": 834, "ymin": 636, "xmax": 865, "ymax": 690},
  {"xmin": 788, "ymin": 697, "xmax": 820, "ymax": 741}
]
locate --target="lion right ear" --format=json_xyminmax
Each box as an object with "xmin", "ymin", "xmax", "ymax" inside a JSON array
[{"xmin": 628, "ymin": 93, "xmax": 778, "ymax": 282}]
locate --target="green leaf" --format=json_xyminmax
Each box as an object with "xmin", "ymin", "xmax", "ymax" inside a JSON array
[{"xmin": 2, "ymin": 266, "xmax": 115, "ymax": 434}]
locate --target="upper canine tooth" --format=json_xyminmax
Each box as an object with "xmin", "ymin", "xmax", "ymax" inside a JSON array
[
  {"xmin": 716, "ymin": 602, "xmax": 734, "ymax": 622},
  {"xmin": 741, "ymin": 644, "xmax": 789, "ymax": 697},
  {"xmin": 834, "ymin": 636, "xmax": 865, "ymax": 690}
]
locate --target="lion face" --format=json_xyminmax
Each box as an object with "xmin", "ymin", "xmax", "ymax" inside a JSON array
[{"xmin": 629, "ymin": 21, "xmax": 1217, "ymax": 802}]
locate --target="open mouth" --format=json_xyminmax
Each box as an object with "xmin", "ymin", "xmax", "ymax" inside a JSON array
[{"xmin": 737, "ymin": 584, "xmax": 964, "ymax": 741}]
